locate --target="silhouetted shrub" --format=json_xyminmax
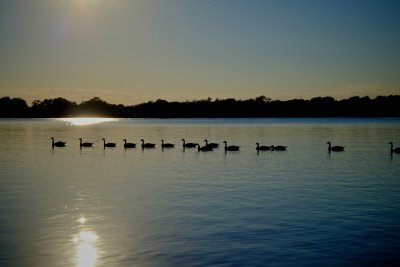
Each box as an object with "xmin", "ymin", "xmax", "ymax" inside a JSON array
[
  {"xmin": 0, "ymin": 97, "xmax": 29, "ymax": 117},
  {"xmin": 1, "ymin": 95, "xmax": 399, "ymax": 118}
]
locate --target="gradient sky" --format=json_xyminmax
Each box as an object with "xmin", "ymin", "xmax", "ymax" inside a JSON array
[{"xmin": 0, "ymin": 0, "xmax": 399, "ymax": 105}]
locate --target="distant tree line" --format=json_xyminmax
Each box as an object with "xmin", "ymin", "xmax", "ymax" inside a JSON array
[{"xmin": 1, "ymin": 95, "xmax": 400, "ymax": 118}]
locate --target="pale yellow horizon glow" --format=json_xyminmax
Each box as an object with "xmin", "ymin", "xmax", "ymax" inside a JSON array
[{"xmin": 1, "ymin": 83, "xmax": 398, "ymax": 107}]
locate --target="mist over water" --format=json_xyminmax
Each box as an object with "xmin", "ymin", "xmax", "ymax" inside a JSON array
[{"xmin": 0, "ymin": 118, "xmax": 400, "ymax": 266}]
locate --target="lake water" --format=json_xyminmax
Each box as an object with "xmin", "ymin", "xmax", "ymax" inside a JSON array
[{"xmin": 0, "ymin": 118, "xmax": 399, "ymax": 267}]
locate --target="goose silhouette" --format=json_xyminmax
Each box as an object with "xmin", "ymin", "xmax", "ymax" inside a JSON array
[
  {"xmin": 102, "ymin": 138, "xmax": 116, "ymax": 148},
  {"xmin": 140, "ymin": 139, "xmax": 155, "ymax": 149},
  {"xmin": 181, "ymin": 139, "xmax": 197, "ymax": 148},
  {"xmin": 327, "ymin": 142, "xmax": 344, "ymax": 152},
  {"xmin": 196, "ymin": 143, "xmax": 213, "ymax": 152},
  {"xmin": 79, "ymin": 138, "xmax": 93, "ymax": 148},
  {"xmin": 161, "ymin": 139, "xmax": 175, "ymax": 148},
  {"xmin": 51, "ymin": 137, "xmax": 66, "ymax": 148},
  {"xmin": 223, "ymin": 141, "xmax": 240, "ymax": 151},
  {"xmin": 123, "ymin": 139, "xmax": 136, "ymax": 149},
  {"xmin": 256, "ymin": 143, "xmax": 272, "ymax": 151},
  {"xmin": 272, "ymin": 145, "xmax": 287, "ymax": 151},
  {"xmin": 388, "ymin": 142, "xmax": 400, "ymax": 153},
  {"xmin": 204, "ymin": 139, "xmax": 219, "ymax": 149}
]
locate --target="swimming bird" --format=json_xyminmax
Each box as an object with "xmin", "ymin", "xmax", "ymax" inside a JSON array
[
  {"xmin": 123, "ymin": 139, "xmax": 136, "ymax": 149},
  {"xmin": 388, "ymin": 142, "xmax": 400, "ymax": 153},
  {"xmin": 272, "ymin": 145, "xmax": 287, "ymax": 151},
  {"xmin": 327, "ymin": 142, "xmax": 344, "ymax": 152},
  {"xmin": 196, "ymin": 143, "xmax": 213, "ymax": 152},
  {"xmin": 204, "ymin": 139, "xmax": 219, "ymax": 149},
  {"xmin": 140, "ymin": 139, "xmax": 155, "ymax": 149},
  {"xmin": 51, "ymin": 137, "xmax": 66, "ymax": 148},
  {"xmin": 161, "ymin": 139, "xmax": 175, "ymax": 148},
  {"xmin": 79, "ymin": 138, "xmax": 93, "ymax": 148},
  {"xmin": 181, "ymin": 139, "xmax": 197, "ymax": 148},
  {"xmin": 256, "ymin": 143, "xmax": 272, "ymax": 151},
  {"xmin": 102, "ymin": 138, "xmax": 116, "ymax": 148},
  {"xmin": 223, "ymin": 141, "xmax": 240, "ymax": 151}
]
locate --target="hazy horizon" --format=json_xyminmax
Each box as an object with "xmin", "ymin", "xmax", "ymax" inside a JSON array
[
  {"xmin": 1, "ymin": 0, "xmax": 399, "ymax": 105},
  {"xmin": 2, "ymin": 93, "xmax": 399, "ymax": 107}
]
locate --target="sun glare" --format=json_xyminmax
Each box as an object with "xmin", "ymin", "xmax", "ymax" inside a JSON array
[
  {"xmin": 73, "ymin": 230, "xmax": 98, "ymax": 267},
  {"xmin": 56, "ymin": 118, "xmax": 119, "ymax": 126}
]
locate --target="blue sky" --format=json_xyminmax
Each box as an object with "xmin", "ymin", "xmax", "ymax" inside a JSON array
[{"xmin": 0, "ymin": 0, "xmax": 399, "ymax": 104}]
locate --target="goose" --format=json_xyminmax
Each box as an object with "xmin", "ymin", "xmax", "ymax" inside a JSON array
[
  {"xmin": 102, "ymin": 138, "xmax": 116, "ymax": 148},
  {"xmin": 181, "ymin": 139, "xmax": 197, "ymax": 148},
  {"xmin": 51, "ymin": 137, "xmax": 66, "ymax": 148},
  {"xmin": 327, "ymin": 142, "xmax": 344, "ymax": 152},
  {"xmin": 196, "ymin": 143, "xmax": 213, "ymax": 152},
  {"xmin": 161, "ymin": 139, "xmax": 175, "ymax": 148},
  {"xmin": 388, "ymin": 142, "xmax": 400, "ymax": 153},
  {"xmin": 140, "ymin": 139, "xmax": 155, "ymax": 149},
  {"xmin": 123, "ymin": 139, "xmax": 136, "ymax": 149},
  {"xmin": 79, "ymin": 138, "xmax": 93, "ymax": 148},
  {"xmin": 272, "ymin": 145, "xmax": 287, "ymax": 151},
  {"xmin": 223, "ymin": 141, "xmax": 240, "ymax": 151},
  {"xmin": 256, "ymin": 143, "xmax": 272, "ymax": 151},
  {"xmin": 204, "ymin": 139, "xmax": 219, "ymax": 149}
]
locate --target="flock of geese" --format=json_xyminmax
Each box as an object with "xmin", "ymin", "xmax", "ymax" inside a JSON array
[{"xmin": 51, "ymin": 137, "xmax": 400, "ymax": 154}]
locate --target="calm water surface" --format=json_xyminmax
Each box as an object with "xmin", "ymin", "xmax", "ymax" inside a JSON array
[{"xmin": 0, "ymin": 118, "xmax": 399, "ymax": 267}]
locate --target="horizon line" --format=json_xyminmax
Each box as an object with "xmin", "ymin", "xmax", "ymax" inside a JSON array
[{"xmin": 2, "ymin": 94, "xmax": 399, "ymax": 107}]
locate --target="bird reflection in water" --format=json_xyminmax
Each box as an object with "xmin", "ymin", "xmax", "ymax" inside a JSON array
[{"xmin": 72, "ymin": 216, "xmax": 98, "ymax": 267}]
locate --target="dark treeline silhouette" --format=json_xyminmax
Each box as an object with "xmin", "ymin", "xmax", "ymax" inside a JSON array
[{"xmin": 1, "ymin": 95, "xmax": 400, "ymax": 118}]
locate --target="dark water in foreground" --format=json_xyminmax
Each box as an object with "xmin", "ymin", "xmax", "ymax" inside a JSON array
[{"xmin": 0, "ymin": 118, "xmax": 399, "ymax": 267}]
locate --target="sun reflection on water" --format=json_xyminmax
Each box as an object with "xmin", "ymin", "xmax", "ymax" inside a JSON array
[
  {"xmin": 55, "ymin": 117, "xmax": 119, "ymax": 126},
  {"xmin": 73, "ymin": 216, "xmax": 99, "ymax": 267},
  {"xmin": 77, "ymin": 216, "xmax": 87, "ymax": 224},
  {"xmin": 73, "ymin": 231, "xmax": 98, "ymax": 267}
]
